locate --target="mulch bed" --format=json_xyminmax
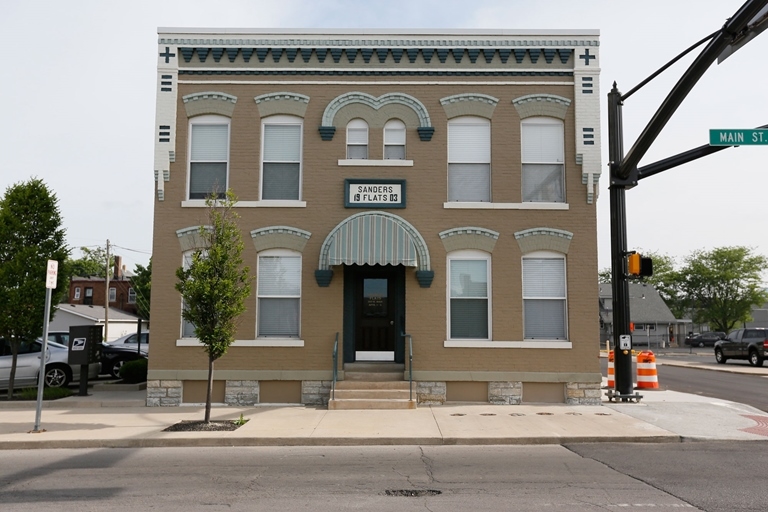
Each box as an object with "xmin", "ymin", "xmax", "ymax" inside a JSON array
[{"xmin": 163, "ymin": 420, "xmax": 246, "ymax": 432}]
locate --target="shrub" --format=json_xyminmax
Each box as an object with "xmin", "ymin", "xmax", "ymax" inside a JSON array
[
  {"xmin": 119, "ymin": 358, "xmax": 148, "ymax": 383},
  {"xmin": 17, "ymin": 387, "xmax": 73, "ymax": 400}
]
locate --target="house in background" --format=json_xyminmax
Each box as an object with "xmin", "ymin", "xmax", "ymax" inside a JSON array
[
  {"xmin": 67, "ymin": 255, "xmax": 138, "ymax": 316},
  {"xmin": 49, "ymin": 304, "xmax": 147, "ymax": 342},
  {"xmin": 599, "ymin": 283, "xmax": 680, "ymax": 349}
]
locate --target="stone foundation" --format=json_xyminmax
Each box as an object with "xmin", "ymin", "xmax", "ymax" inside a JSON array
[
  {"xmin": 146, "ymin": 379, "xmax": 182, "ymax": 407},
  {"xmin": 489, "ymin": 381, "xmax": 522, "ymax": 405},
  {"xmin": 225, "ymin": 380, "xmax": 260, "ymax": 406},
  {"xmin": 566, "ymin": 381, "xmax": 602, "ymax": 405},
  {"xmin": 302, "ymin": 380, "xmax": 331, "ymax": 405},
  {"xmin": 416, "ymin": 381, "xmax": 446, "ymax": 404}
]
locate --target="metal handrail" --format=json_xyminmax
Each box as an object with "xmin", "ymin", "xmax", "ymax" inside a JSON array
[
  {"xmin": 403, "ymin": 332, "xmax": 413, "ymax": 401},
  {"xmin": 331, "ymin": 332, "xmax": 339, "ymax": 401}
]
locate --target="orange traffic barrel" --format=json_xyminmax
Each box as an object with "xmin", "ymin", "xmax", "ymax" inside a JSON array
[
  {"xmin": 607, "ymin": 350, "xmax": 615, "ymax": 388},
  {"xmin": 636, "ymin": 350, "xmax": 659, "ymax": 389}
]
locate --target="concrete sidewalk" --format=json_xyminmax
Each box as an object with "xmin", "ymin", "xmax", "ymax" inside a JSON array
[{"xmin": 1, "ymin": 380, "xmax": 767, "ymax": 449}]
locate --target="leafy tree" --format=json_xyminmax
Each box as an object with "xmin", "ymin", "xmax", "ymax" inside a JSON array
[
  {"xmin": 132, "ymin": 259, "xmax": 152, "ymax": 321},
  {"xmin": 175, "ymin": 192, "xmax": 252, "ymax": 422},
  {"xmin": 679, "ymin": 246, "xmax": 768, "ymax": 333},
  {"xmin": 66, "ymin": 246, "xmax": 114, "ymax": 278},
  {"xmin": 0, "ymin": 178, "xmax": 69, "ymax": 399}
]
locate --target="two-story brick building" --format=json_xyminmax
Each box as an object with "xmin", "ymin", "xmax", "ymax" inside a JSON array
[{"xmin": 149, "ymin": 29, "xmax": 602, "ymax": 407}]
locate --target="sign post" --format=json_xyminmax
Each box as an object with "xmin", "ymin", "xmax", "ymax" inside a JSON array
[{"xmin": 32, "ymin": 260, "xmax": 58, "ymax": 433}]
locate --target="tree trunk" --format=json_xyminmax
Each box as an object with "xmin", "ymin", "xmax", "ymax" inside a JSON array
[
  {"xmin": 205, "ymin": 355, "xmax": 214, "ymax": 423},
  {"xmin": 7, "ymin": 345, "xmax": 19, "ymax": 400}
]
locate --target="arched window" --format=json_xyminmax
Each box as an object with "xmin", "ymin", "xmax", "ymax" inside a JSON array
[
  {"xmin": 188, "ymin": 115, "xmax": 229, "ymax": 199},
  {"xmin": 447, "ymin": 116, "xmax": 491, "ymax": 202},
  {"xmin": 447, "ymin": 249, "xmax": 491, "ymax": 340},
  {"xmin": 383, "ymin": 119, "xmax": 406, "ymax": 160},
  {"xmin": 522, "ymin": 251, "xmax": 567, "ymax": 339},
  {"xmin": 258, "ymin": 249, "xmax": 302, "ymax": 338},
  {"xmin": 261, "ymin": 115, "xmax": 303, "ymax": 200},
  {"xmin": 521, "ymin": 117, "xmax": 565, "ymax": 203},
  {"xmin": 346, "ymin": 119, "xmax": 368, "ymax": 159}
]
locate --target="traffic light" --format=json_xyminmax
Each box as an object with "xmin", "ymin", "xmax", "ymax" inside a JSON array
[{"xmin": 627, "ymin": 253, "xmax": 653, "ymax": 277}]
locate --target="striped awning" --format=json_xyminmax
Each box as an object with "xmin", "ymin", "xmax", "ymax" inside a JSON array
[{"xmin": 326, "ymin": 212, "xmax": 418, "ymax": 267}]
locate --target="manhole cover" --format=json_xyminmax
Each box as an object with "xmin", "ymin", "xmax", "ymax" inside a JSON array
[
  {"xmin": 480, "ymin": 413, "xmax": 496, "ymax": 416},
  {"xmin": 450, "ymin": 413, "xmax": 466, "ymax": 416},
  {"xmin": 509, "ymin": 413, "xmax": 525, "ymax": 417},
  {"xmin": 536, "ymin": 412, "xmax": 554, "ymax": 416},
  {"xmin": 385, "ymin": 490, "xmax": 442, "ymax": 497}
]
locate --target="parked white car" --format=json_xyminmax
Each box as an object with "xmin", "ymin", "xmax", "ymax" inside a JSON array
[
  {"xmin": 0, "ymin": 337, "xmax": 99, "ymax": 389},
  {"xmin": 108, "ymin": 331, "xmax": 149, "ymax": 353}
]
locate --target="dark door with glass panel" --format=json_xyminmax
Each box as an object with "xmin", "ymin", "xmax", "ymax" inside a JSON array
[{"xmin": 345, "ymin": 264, "xmax": 405, "ymax": 363}]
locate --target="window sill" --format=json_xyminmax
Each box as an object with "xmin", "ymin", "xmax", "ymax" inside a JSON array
[
  {"xmin": 338, "ymin": 159, "xmax": 414, "ymax": 167},
  {"xmin": 182, "ymin": 200, "xmax": 307, "ymax": 208},
  {"xmin": 443, "ymin": 202, "xmax": 569, "ymax": 210},
  {"xmin": 177, "ymin": 338, "xmax": 305, "ymax": 347},
  {"xmin": 444, "ymin": 340, "xmax": 572, "ymax": 349}
]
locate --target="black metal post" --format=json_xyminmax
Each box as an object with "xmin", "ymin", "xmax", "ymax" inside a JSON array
[{"xmin": 608, "ymin": 84, "xmax": 634, "ymax": 397}]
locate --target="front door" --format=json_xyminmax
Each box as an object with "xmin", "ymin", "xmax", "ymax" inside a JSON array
[{"xmin": 344, "ymin": 265, "xmax": 405, "ymax": 363}]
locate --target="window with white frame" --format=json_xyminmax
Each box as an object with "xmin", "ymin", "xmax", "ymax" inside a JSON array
[
  {"xmin": 384, "ymin": 119, "xmax": 406, "ymax": 160},
  {"xmin": 448, "ymin": 116, "xmax": 491, "ymax": 202},
  {"xmin": 189, "ymin": 115, "xmax": 229, "ymax": 199},
  {"xmin": 108, "ymin": 287, "xmax": 116, "ymax": 302},
  {"xmin": 522, "ymin": 252, "xmax": 567, "ymax": 339},
  {"xmin": 257, "ymin": 250, "xmax": 301, "ymax": 337},
  {"xmin": 74, "ymin": 287, "xmax": 81, "ymax": 300},
  {"xmin": 521, "ymin": 117, "xmax": 565, "ymax": 203},
  {"xmin": 262, "ymin": 115, "xmax": 302, "ymax": 200},
  {"xmin": 128, "ymin": 287, "xmax": 136, "ymax": 304},
  {"xmin": 346, "ymin": 119, "xmax": 368, "ymax": 159},
  {"xmin": 447, "ymin": 250, "xmax": 490, "ymax": 339}
]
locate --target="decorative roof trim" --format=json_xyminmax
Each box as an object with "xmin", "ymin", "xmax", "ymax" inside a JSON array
[
  {"xmin": 512, "ymin": 93, "xmax": 571, "ymax": 108},
  {"xmin": 182, "ymin": 91, "xmax": 237, "ymax": 104},
  {"xmin": 321, "ymin": 91, "xmax": 432, "ymax": 128},
  {"xmin": 439, "ymin": 227, "xmax": 499, "ymax": 240},
  {"xmin": 250, "ymin": 226, "xmax": 311, "ymax": 239},
  {"xmin": 440, "ymin": 93, "xmax": 499, "ymax": 106},
  {"xmin": 514, "ymin": 228, "xmax": 573, "ymax": 240},
  {"xmin": 179, "ymin": 70, "xmax": 574, "ymax": 78},
  {"xmin": 254, "ymin": 92, "xmax": 310, "ymax": 105},
  {"xmin": 159, "ymin": 36, "xmax": 600, "ymax": 48}
]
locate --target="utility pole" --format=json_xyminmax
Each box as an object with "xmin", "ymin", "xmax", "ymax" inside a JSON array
[
  {"xmin": 607, "ymin": 0, "xmax": 768, "ymax": 401},
  {"xmin": 105, "ymin": 239, "xmax": 110, "ymax": 343}
]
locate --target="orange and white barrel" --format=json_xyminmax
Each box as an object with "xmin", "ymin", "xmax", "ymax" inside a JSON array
[
  {"xmin": 636, "ymin": 351, "xmax": 659, "ymax": 390},
  {"xmin": 607, "ymin": 350, "xmax": 615, "ymax": 388}
]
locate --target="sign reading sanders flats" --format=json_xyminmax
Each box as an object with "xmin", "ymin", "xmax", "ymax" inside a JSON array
[{"xmin": 345, "ymin": 179, "xmax": 406, "ymax": 208}]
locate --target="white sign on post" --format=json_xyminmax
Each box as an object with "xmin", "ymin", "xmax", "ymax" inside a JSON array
[{"xmin": 45, "ymin": 260, "xmax": 58, "ymax": 289}]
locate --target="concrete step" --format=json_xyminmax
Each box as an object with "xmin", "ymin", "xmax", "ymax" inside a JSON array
[
  {"xmin": 343, "ymin": 362, "xmax": 404, "ymax": 373},
  {"xmin": 335, "ymin": 380, "xmax": 410, "ymax": 390},
  {"xmin": 328, "ymin": 398, "xmax": 417, "ymax": 410},
  {"xmin": 344, "ymin": 371, "xmax": 404, "ymax": 381},
  {"xmin": 333, "ymin": 389, "xmax": 412, "ymax": 400}
]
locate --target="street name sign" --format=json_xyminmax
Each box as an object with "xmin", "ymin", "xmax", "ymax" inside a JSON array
[{"xmin": 709, "ymin": 129, "xmax": 768, "ymax": 146}]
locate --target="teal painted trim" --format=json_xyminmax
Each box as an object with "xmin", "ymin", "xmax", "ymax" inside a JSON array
[
  {"xmin": 439, "ymin": 227, "xmax": 500, "ymax": 240},
  {"xmin": 318, "ymin": 126, "xmax": 336, "ymax": 141},
  {"xmin": 315, "ymin": 269, "xmax": 333, "ymax": 287},
  {"xmin": 253, "ymin": 92, "xmax": 309, "ymax": 105},
  {"xmin": 415, "ymin": 270, "xmax": 434, "ymax": 288},
  {"xmin": 417, "ymin": 127, "xmax": 434, "ymax": 141}
]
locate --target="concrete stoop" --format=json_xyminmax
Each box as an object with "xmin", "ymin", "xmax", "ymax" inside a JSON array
[{"xmin": 328, "ymin": 363, "xmax": 417, "ymax": 410}]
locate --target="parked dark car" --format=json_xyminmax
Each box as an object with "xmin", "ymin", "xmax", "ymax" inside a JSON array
[
  {"xmin": 684, "ymin": 331, "xmax": 725, "ymax": 347},
  {"xmin": 714, "ymin": 328, "xmax": 768, "ymax": 367},
  {"xmin": 100, "ymin": 342, "xmax": 147, "ymax": 379}
]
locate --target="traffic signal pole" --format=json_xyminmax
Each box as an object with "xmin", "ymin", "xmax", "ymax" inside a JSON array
[{"xmin": 606, "ymin": 0, "xmax": 768, "ymax": 401}]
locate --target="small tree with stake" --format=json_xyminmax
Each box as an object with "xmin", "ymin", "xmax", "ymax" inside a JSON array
[{"xmin": 175, "ymin": 191, "xmax": 252, "ymax": 422}]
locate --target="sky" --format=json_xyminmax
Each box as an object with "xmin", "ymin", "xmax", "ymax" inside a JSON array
[{"xmin": 2, "ymin": 0, "xmax": 766, "ymax": 278}]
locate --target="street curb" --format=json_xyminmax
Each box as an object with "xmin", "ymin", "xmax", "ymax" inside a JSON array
[{"xmin": 0, "ymin": 434, "xmax": 682, "ymax": 450}]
